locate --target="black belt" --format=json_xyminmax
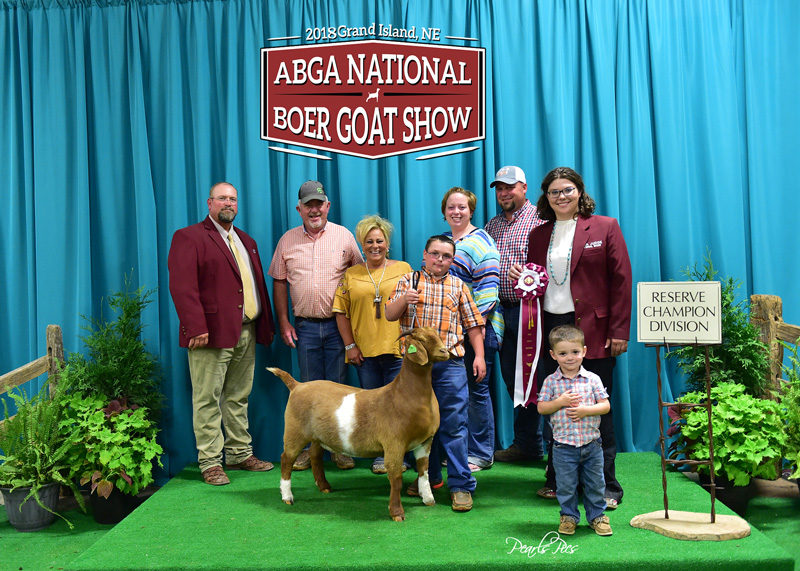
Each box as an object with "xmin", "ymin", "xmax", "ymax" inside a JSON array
[
  {"xmin": 296, "ymin": 316, "xmax": 334, "ymax": 323},
  {"xmin": 500, "ymin": 300, "xmax": 520, "ymax": 309}
]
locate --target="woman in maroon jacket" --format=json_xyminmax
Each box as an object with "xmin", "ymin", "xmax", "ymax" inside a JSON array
[{"xmin": 510, "ymin": 166, "xmax": 632, "ymax": 508}]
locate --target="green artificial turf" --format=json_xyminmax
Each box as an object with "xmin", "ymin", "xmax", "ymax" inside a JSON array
[
  {"xmin": 0, "ymin": 501, "xmax": 109, "ymax": 570},
  {"xmin": 744, "ymin": 494, "xmax": 800, "ymax": 570},
  {"xmin": 33, "ymin": 452, "xmax": 789, "ymax": 571}
]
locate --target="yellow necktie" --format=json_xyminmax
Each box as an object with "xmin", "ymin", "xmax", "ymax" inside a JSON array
[{"xmin": 227, "ymin": 233, "xmax": 257, "ymax": 320}]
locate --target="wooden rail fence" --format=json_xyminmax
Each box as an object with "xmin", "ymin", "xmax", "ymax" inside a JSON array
[{"xmin": 0, "ymin": 325, "xmax": 64, "ymax": 423}]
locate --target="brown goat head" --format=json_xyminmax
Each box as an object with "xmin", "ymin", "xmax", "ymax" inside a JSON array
[{"xmin": 399, "ymin": 327, "xmax": 449, "ymax": 366}]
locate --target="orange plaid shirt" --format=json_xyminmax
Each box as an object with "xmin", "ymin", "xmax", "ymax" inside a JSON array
[{"xmin": 389, "ymin": 267, "xmax": 484, "ymax": 357}]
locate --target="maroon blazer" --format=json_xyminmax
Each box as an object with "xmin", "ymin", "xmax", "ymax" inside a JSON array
[
  {"xmin": 168, "ymin": 216, "xmax": 275, "ymax": 349},
  {"xmin": 527, "ymin": 214, "xmax": 632, "ymax": 359}
]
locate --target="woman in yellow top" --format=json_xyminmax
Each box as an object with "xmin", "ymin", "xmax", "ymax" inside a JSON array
[{"xmin": 333, "ymin": 214, "xmax": 412, "ymax": 473}]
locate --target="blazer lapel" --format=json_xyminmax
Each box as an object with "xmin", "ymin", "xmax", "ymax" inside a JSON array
[
  {"xmin": 204, "ymin": 217, "xmax": 240, "ymax": 274},
  {"xmin": 570, "ymin": 216, "xmax": 591, "ymax": 274}
]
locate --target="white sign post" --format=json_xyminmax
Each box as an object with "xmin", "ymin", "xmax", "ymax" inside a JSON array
[{"xmin": 637, "ymin": 281, "xmax": 722, "ymax": 345}]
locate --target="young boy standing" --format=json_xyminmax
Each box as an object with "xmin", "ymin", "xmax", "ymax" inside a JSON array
[
  {"xmin": 386, "ymin": 235, "xmax": 486, "ymax": 512},
  {"xmin": 537, "ymin": 324, "xmax": 612, "ymax": 536}
]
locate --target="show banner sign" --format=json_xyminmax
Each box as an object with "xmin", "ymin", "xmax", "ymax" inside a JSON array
[
  {"xmin": 261, "ymin": 40, "xmax": 485, "ymax": 159},
  {"xmin": 637, "ymin": 282, "xmax": 722, "ymax": 345}
]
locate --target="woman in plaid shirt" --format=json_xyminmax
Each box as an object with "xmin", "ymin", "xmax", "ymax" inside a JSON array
[{"xmin": 386, "ymin": 235, "xmax": 485, "ymax": 512}]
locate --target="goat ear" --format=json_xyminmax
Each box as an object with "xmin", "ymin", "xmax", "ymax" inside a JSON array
[{"xmin": 404, "ymin": 337, "xmax": 429, "ymax": 365}]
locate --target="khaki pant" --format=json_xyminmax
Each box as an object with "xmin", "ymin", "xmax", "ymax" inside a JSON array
[{"xmin": 187, "ymin": 322, "xmax": 256, "ymax": 471}]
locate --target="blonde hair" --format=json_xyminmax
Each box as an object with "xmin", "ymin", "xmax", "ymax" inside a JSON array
[
  {"xmin": 355, "ymin": 214, "xmax": 394, "ymax": 248},
  {"xmin": 548, "ymin": 324, "xmax": 585, "ymax": 349}
]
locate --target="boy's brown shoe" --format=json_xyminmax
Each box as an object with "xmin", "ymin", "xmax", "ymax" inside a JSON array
[
  {"xmin": 558, "ymin": 515, "xmax": 577, "ymax": 535},
  {"xmin": 590, "ymin": 515, "xmax": 613, "ymax": 536}
]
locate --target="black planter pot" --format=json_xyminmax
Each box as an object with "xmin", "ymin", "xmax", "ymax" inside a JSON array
[
  {"xmin": 0, "ymin": 481, "xmax": 61, "ymax": 532},
  {"xmin": 698, "ymin": 473, "xmax": 755, "ymax": 517},
  {"xmin": 89, "ymin": 487, "xmax": 139, "ymax": 524}
]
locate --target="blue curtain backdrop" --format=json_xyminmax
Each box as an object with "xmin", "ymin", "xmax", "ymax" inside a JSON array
[{"xmin": 2, "ymin": 0, "xmax": 799, "ymax": 480}]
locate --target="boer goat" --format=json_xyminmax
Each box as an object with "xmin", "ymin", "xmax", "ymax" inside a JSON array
[{"xmin": 267, "ymin": 327, "xmax": 448, "ymax": 521}]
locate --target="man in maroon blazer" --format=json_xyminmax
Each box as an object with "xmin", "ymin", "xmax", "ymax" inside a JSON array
[{"xmin": 168, "ymin": 182, "xmax": 275, "ymax": 486}]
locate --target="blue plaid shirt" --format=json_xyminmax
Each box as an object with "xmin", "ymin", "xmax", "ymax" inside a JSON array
[{"xmin": 538, "ymin": 366, "xmax": 609, "ymax": 447}]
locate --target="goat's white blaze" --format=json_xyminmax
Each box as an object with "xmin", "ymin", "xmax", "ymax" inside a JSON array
[
  {"xmin": 418, "ymin": 470, "xmax": 435, "ymax": 506},
  {"xmin": 334, "ymin": 393, "xmax": 358, "ymax": 455},
  {"xmin": 280, "ymin": 478, "xmax": 294, "ymax": 503}
]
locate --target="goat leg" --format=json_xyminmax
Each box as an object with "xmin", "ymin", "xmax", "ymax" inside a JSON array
[
  {"xmin": 384, "ymin": 451, "xmax": 406, "ymax": 521},
  {"xmin": 413, "ymin": 441, "xmax": 436, "ymax": 506},
  {"xmin": 279, "ymin": 450, "xmax": 297, "ymax": 504},
  {"xmin": 309, "ymin": 442, "xmax": 331, "ymax": 493}
]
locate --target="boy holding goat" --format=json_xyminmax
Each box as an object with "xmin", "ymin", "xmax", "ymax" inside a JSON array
[{"xmin": 385, "ymin": 234, "xmax": 485, "ymax": 512}]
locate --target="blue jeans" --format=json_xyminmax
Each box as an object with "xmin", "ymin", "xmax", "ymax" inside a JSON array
[
  {"xmin": 464, "ymin": 323, "xmax": 498, "ymax": 467},
  {"xmin": 552, "ymin": 439, "xmax": 606, "ymax": 523},
  {"xmin": 497, "ymin": 303, "xmax": 542, "ymax": 457},
  {"xmin": 356, "ymin": 354, "xmax": 403, "ymax": 390},
  {"xmin": 295, "ymin": 317, "xmax": 347, "ymax": 384},
  {"xmin": 427, "ymin": 358, "xmax": 476, "ymax": 493}
]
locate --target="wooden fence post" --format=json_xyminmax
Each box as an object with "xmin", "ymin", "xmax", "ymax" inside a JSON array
[
  {"xmin": 750, "ymin": 294, "xmax": 783, "ymax": 391},
  {"xmin": 46, "ymin": 324, "xmax": 64, "ymax": 394}
]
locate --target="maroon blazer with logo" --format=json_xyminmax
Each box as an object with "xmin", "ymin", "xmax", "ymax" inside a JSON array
[
  {"xmin": 168, "ymin": 216, "xmax": 275, "ymax": 349},
  {"xmin": 527, "ymin": 214, "xmax": 632, "ymax": 360}
]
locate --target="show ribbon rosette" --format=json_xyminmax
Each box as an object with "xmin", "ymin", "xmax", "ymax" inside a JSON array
[{"xmin": 513, "ymin": 263, "xmax": 549, "ymax": 407}]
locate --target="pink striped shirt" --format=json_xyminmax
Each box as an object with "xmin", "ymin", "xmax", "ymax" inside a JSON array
[{"xmin": 268, "ymin": 222, "xmax": 362, "ymax": 318}]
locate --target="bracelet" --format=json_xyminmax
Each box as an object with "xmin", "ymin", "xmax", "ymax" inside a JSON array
[{"xmin": 344, "ymin": 343, "xmax": 357, "ymax": 351}]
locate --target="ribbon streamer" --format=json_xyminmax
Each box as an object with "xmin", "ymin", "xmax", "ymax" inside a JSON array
[{"xmin": 512, "ymin": 264, "xmax": 549, "ymax": 407}]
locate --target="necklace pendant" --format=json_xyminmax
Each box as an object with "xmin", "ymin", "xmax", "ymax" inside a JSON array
[
  {"xmin": 374, "ymin": 299, "xmax": 381, "ymax": 319},
  {"xmin": 373, "ymin": 295, "xmax": 382, "ymax": 304}
]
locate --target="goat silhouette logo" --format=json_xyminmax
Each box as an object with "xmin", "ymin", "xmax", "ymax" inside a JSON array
[{"xmin": 261, "ymin": 40, "xmax": 485, "ymax": 159}]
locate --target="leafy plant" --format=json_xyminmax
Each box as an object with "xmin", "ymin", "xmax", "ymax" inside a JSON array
[
  {"xmin": 0, "ymin": 381, "xmax": 85, "ymax": 528},
  {"xmin": 779, "ymin": 338, "xmax": 800, "ymax": 480},
  {"xmin": 60, "ymin": 393, "xmax": 163, "ymax": 498},
  {"xmin": 66, "ymin": 277, "xmax": 164, "ymax": 417},
  {"xmin": 668, "ymin": 382, "xmax": 787, "ymax": 486},
  {"xmin": 666, "ymin": 253, "xmax": 770, "ymax": 396}
]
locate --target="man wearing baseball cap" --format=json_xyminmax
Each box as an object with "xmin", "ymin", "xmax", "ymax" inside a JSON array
[
  {"xmin": 485, "ymin": 166, "xmax": 546, "ymax": 463},
  {"xmin": 269, "ymin": 180, "xmax": 363, "ymax": 470}
]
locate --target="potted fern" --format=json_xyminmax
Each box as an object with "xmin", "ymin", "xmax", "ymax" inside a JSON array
[
  {"xmin": 668, "ymin": 382, "xmax": 787, "ymax": 515},
  {"xmin": 60, "ymin": 392, "xmax": 163, "ymax": 524},
  {"xmin": 66, "ymin": 278, "xmax": 164, "ymax": 418},
  {"xmin": 0, "ymin": 381, "xmax": 85, "ymax": 531}
]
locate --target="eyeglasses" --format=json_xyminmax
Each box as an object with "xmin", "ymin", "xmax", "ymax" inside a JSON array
[
  {"xmin": 546, "ymin": 187, "xmax": 577, "ymax": 199},
  {"xmin": 425, "ymin": 251, "xmax": 453, "ymax": 261},
  {"xmin": 211, "ymin": 197, "xmax": 237, "ymax": 204}
]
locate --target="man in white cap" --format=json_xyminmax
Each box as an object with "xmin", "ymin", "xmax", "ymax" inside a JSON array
[
  {"xmin": 485, "ymin": 166, "xmax": 546, "ymax": 463},
  {"xmin": 269, "ymin": 180, "xmax": 363, "ymax": 470}
]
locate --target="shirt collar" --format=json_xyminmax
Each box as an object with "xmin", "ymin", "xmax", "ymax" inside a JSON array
[
  {"xmin": 421, "ymin": 266, "xmax": 449, "ymax": 282},
  {"xmin": 209, "ymin": 215, "xmax": 235, "ymax": 239},
  {"xmin": 553, "ymin": 365, "xmax": 590, "ymax": 381},
  {"xmin": 510, "ymin": 200, "xmax": 532, "ymax": 223},
  {"xmin": 302, "ymin": 223, "xmax": 327, "ymax": 238}
]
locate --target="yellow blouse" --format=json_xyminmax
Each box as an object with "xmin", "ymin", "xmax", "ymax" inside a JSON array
[{"xmin": 333, "ymin": 260, "xmax": 413, "ymax": 359}]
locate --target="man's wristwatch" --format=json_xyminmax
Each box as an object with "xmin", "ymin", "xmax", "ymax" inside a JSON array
[{"xmin": 345, "ymin": 343, "xmax": 357, "ymax": 351}]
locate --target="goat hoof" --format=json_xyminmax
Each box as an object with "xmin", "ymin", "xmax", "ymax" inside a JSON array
[
  {"xmin": 391, "ymin": 513, "xmax": 406, "ymax": 522},
  {"xmin": 283, "ymin": 499, "xmax": 294, "ymax": 505},
  {"xmin": 423, "ymin": 499, "xmax": 436, "ymax": 507},
  {"xmin": 321, "ymin": 489, "xmax": 331, "ymax": 494}
]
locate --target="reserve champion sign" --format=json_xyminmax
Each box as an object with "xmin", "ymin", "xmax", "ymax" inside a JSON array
[{"xmin": 637, "ymin": 281, "xmax": 722, "ymax": 345}]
